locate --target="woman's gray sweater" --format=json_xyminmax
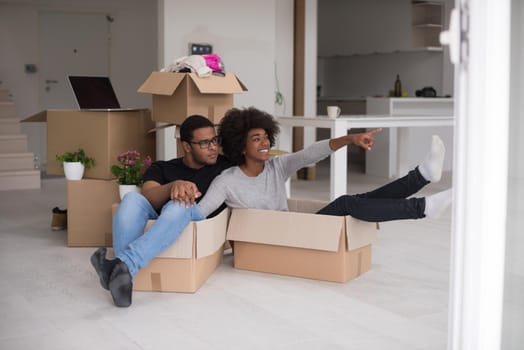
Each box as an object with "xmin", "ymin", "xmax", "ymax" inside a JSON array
[{"xmin": 197, "ymin": 139, "xmax": 332, "ymax": 217}]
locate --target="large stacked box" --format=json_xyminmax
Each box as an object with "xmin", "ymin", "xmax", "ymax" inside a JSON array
[
  {"xmin": 22, "ymin": 109, "xmax": 155, "ymax": 179},
  {"xmin": 67, "ymin": 179, "xmax": 120, "ymax": 246},
  {"xmin": 23, "ymin": 109, "xmax": 156, "ymax": 246},
  {"xmin": 226, "ymin": 199, "xmax": 378, "ymax": 283}
]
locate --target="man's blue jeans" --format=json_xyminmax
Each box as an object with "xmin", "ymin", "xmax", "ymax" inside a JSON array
[{"xmin": 112, "ymin": 192, "xmax": 205, "ymax": 279}]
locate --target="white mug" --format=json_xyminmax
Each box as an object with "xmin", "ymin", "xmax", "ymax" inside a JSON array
[{"xmin": 327, "ymin": 105, "xmax": 341, "ymax": 119}]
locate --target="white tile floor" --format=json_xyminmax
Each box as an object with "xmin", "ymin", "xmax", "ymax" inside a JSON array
[{"xmin": 0, "ymin": 160, "xmax": 452, "ymax": 350}]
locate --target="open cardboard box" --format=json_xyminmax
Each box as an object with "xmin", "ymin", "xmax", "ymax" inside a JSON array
[
  {"xmin": 67, "ymin": 179, "xmax": 119, "ymax": 247},
  {"xmin": 227, "ymin": 199, "xmax": 378, "ymax": 283},
  {"xmin": 111, "ymin": 204, "xmax": 230, "ymax": 293},
  {"xmin": 22, "ymin": 109, "xmax": 155, "ymax": 179},
  {"xmin": 138, "ymin": 72, "xmax": 247, "ymax": 125}
]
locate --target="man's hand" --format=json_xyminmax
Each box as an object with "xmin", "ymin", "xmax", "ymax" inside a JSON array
[
  {"xmin": 170, "ymin": 180, "xmax": 202, "ymax": 207},
  {"xmin": 352, "ymin": 128, "xmax": 382, "ymax": 151}
]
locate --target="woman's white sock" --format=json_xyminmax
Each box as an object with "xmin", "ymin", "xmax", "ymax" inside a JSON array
[
  {"xmin": 419, "ymin": 135, "xmax": 446, "ymax": 182},
  {"xmin": 425, "ymin": 189, "xmax": 453, "ymax": 219}
]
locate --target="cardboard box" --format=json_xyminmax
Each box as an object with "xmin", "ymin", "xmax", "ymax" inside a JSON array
[
  {"xmin": 22, "ymin": 109, "xmax": 156, "ymax": 179},
  {"xmin": 226, "ymin": 199, "xmax": 378, "ymax": 283},
  {"xmin": 67, "ymin": 179, "xmax": 119, "ymax": 247},
  {"xmin": 118, "ymin": 207, "xmax": 230, "ymax": 293},
  {"xmin": 138, "ymin": 72, "xmax": 247, "ymax": 125}
]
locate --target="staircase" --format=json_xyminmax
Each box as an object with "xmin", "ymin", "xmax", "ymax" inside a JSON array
[{"xmin": 0, "ymin": 89, "xmax": 41, "ymax": 190}]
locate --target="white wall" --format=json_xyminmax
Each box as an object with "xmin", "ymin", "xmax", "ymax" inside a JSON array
[
  {"xmin": 153, "ymin": 0, "xmax": 294, "ymax": 160},
  {"xmin": 275, "ymin": 0, "xmax": 295, "ymax": 117},
  {"xmin": 0, "ymin": 0, "xmax": 157, "ymax": 168},
  {"xmin": 160, "ymin": 0, "xmax": 294, "ymax": 114},
  {"xmin": 502, "ymin": 0, "xmax": 524, "ymax": 348},
  {"xmin": 0, "ymin": 0, "xmax": 157, "ymax": 119}
]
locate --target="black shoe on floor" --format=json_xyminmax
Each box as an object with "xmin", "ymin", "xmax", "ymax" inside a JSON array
[
  {"xmin": 90, "ymin": 247, "xmax": 117, "ymax": 290},
  {"xmin": 51, "ymin": 207, "xmax": 67, "ymax": 231},
  {"xmin": 109, "ymin": 260, "xmax": 133, "ymax": 307}
]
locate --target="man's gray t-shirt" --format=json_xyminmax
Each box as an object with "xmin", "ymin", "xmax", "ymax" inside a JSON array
[{"xmin": 197, "ymin": 139, "xmax": 332, "ymax": 217}]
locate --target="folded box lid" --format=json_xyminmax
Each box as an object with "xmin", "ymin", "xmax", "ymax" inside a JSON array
[
  {"xmin": 227, "ymin": 208, "xmax": 345, "ymax": 252},
  {"xmin": 144, "ymin": 207, "xmax": 229, "ymax": 259},
  {"xmin": 226, "ymin": 199, "xmax": 377, "ymax": 252},
  {"xmin": 192, "ymin": 207, "xmax": 229, "ymax": 258},
  {"xmin": 287, "ymin": 198, "xmax": 377, "ymax": 250},
  {"xmin": 21, "ymin": 110, "xmax": 49, "ymax": 122},
  {"xmin": 138, "ymin": 72, "xmax": 247, "ymax": 96},
  {"xmin": 344, "ymin": 216, "xmax": 378, "ymax": 251}
]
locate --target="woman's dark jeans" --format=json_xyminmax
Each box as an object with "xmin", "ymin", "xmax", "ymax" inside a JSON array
[{"xmin": 316, "ymin": 167, "xmax": 429, "ymax": 222}]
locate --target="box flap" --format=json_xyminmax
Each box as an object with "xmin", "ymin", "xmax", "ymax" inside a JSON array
[
  {"xmin": 234, "ymin": 75, "xmax": 248, "ymax": 92},
  {"xmin": 287, "ymin": 198, "xmax": 328, "ymax": 214},
  {"xmin": 21, "ymin": 110, "xmax": 47, "ymax": 122},
  {"xmin": 226, "ymin": 208, "xmax": 344, "ymax": 252},
  {"xmin": 147, "ymin": 123, "xmax": 176, "ymax": 133},
  {"xmin": 288, "ymin": 198, "xmax": 377, "ymax": 251},
  {"xmin": 345, "ymin": 216, "xmax": 378, "ymax": 250},
  {"xmin": 188, "ymin": 72, "xmax": 247, "ymax": 94},
  {"xmin": 137, "ymin": 72, "xmax": 186, "ymax": 96},
  {"xmin": 144, "ymin": 220, "xmax": 195, "ymax": 259},
  {"xmin": 194, "ymin": 208, "xmax": 229, "ymax": 258},
  {"xmin": 143, "ymin": 207, "xmax": 228, "ymax": 259}
]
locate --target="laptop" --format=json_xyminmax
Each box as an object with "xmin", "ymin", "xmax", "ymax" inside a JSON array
[{"xmin": 68, "ymin": 76, "xmax": 139, "ymax": 111}]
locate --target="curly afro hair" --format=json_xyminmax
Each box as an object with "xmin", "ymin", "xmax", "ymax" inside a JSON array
[{"xmin": 218, "ymin": 107, "xmax": 280, "ymax": 165}]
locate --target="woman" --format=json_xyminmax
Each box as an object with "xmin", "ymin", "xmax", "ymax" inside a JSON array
[
  {"xmin": 104, "ymin": 107, "xmax": 452, "ymax": 307},
  {"xmin": 197, "ymin": 107, "xmax": 452, "ymax": 221}
]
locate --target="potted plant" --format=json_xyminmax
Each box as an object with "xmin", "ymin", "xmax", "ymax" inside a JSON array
[
  {"xmin": 56, "ymin": 148, "xmax": 95, "ymax": 180},
  {"xmin": 111, "ymin": 150, "xmax": 152, "ymax": 200}
]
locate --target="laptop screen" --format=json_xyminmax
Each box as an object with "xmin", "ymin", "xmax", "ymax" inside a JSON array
[{"xmin": 68, "ymin": 76, "xmax": 121, "ymax": 109}]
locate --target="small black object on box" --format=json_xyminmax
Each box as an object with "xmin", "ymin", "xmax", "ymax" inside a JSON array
[{"xmin": 416, "ymin": 87, "xmax": 437, "ymax": 97}]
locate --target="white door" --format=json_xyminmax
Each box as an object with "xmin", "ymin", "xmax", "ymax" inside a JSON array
[
  {"xmin": 39, "ymin": 11, "xmax": 110, "ymax": 109},
  {"xmin": 501, "ymin": 0, "xmax": 524, "ymax": 348},
  {"xmin": 444, "ymin": 0, "xmax": 512, "ymax": 349},
  {"xmin": 34, "ymin": 11, "xmax": 111, "ymax": 169}
]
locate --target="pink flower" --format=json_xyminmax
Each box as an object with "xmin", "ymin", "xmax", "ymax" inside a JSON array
[{"xmin": 111, "ymin": 150, "xmax": 152, "ymax": 185}]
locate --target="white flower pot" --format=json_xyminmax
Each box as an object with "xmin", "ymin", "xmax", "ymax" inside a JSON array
[
  {"xmin": 119, "ymin": 184, "xmax": 141, "ymax": 200},
  {"xmin": 63, "ymin": 162, "xmax": 85, "ymax": 180}
]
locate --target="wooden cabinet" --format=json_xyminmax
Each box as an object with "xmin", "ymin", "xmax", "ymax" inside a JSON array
[{"xmin": 412, "ymin": 1, "xmax": 444, "ymax": 49}]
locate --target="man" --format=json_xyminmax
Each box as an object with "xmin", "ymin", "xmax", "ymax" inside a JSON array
[{"xmin": 90, "ymin": 115, "xmax": 231, "ymax": 307}]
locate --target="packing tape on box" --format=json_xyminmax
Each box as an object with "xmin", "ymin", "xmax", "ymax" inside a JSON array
[
  {"xmin": 105, "ymin": 232, "xmax": 113, "ymax": 247},
  {"xmin": 151, "ymin": 273, "xmax": 162, "ymax": 291},
  {"xmin": 357, "ymin": 251, "xmax": 363, "ymax": 275}
]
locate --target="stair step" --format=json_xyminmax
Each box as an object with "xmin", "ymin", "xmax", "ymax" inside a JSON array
[
  {"xmin": 0, "ymin": 102, "xmax": 16, "ymax": 118},
  {"xmin": 0, "ymin": 169, "xmax": 41, "ymax": 191},
  {"xmin": 0, "ymin": 118, "xmax": 21, "ymax": 134},
  {"xmin": 0, "ymin": 152, "xmax": 35, "ymax": 171},
  {"xmin": 0, "ymin": 89, "xmax": 12, "ymax": 102},
  {"xmin": 0, "ymin": 135, "xmax": 28, "ymax": 153}
]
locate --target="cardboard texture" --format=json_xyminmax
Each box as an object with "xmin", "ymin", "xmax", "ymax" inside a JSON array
[
  {"xmin": 110, "ymin": 204, "xmax": 229, "ymax": 293},
  {"xmin": 22, "ymin": 109, "xmax": 156, "ymax": 179},
  {"xmin": 226, "ymin": 198, "xmax": 378, "ymax": 283},
  {"xmin": 138, "ymin": 72, "xmax": 247, "ymax": 125},
  {"xmin": 67, "ymin": 179, "xmax": 119, "ymax": 247}
]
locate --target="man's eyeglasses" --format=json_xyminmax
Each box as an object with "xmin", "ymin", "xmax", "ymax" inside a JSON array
[{"xmin": 189, "ymin": 136, "xmax": 221, "ymax": 149}]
